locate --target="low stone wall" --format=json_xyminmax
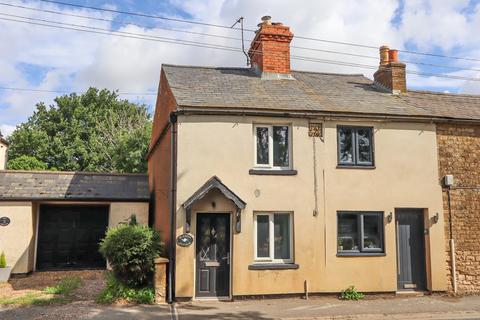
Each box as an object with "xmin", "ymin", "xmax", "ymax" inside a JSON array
[{"xmin": 437, "ymin": 124, "xmax": 480, "ymax": 294}]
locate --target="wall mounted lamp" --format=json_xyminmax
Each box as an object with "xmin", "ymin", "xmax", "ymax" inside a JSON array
[{"xmin": 433, "ymin": 212, "xmax": 439, "ymax": 224}]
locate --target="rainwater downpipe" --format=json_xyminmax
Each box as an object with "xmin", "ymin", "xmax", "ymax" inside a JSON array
[
  {"xmin": 167, "ymin": 112, "xmax": 178, "ymax": 304},
  {"xmin": 447, "ymin": 187, "xmax": 457, "ymax": 294}
]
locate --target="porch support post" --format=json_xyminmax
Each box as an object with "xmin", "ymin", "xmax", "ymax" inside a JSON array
[
  {"xmin": 185, "ymin": 207, "xmax": 192, "ymax": 233},
  {"xmin": 235, "ymin": 207, "xmax": 241, "ymax": 233}
]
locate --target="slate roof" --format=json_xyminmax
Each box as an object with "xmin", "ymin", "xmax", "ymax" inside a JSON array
[
  {"xmin": 162, "ymin": 64, "xmax": 480, "ymax": 121},
  {"xmin": 0, "ymin": 170, "xmax": 149, "ymax": 201}
]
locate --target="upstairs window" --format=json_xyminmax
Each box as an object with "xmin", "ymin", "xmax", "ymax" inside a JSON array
[
  {"xmin": 254, "ymin": 125, "xmax": 291, "ymax": 169},
  {"xmin": 337, "ymin": 126, "xmax": 374, "ymax": 167}
]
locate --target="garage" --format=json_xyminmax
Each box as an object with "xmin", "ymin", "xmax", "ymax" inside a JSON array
[
  {"xmin": 36, "ymin": 205, "xmax": 109, "ymax": 270},
  {"xmin": 0, "ymin": 170, "xmax": 150, "ymax": 274}
]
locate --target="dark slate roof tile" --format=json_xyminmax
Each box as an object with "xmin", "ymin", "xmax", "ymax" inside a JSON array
[
  {"xmin": 0, "ymin": 171, "xmax": 149, "ymax": 201},
  {"xmin": 162, "ymin": 65, "xmax": 480, "ymax": 121}
]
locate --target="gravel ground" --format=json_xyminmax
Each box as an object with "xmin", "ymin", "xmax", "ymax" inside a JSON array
[{"xmin": 0, "ymin": 270, "xmax": 107, "ymax": 320}]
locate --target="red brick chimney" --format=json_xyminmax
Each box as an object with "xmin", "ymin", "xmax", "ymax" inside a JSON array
[
  {"xmin": 373, "ymin": 45, "xmax": 407, "ymax": 94},
  {"xmin": 248, "ymin": 16, "xmax": 294, "ymax": 80}
]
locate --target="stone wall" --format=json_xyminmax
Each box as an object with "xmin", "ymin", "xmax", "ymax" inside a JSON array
[{"xmin": 437, "ymin": 123, "xmax": 480, "ymax": 294}]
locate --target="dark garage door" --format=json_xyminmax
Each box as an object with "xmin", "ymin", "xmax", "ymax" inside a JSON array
[{"xmin": 37, "ymin": 205, "xmax": 109, "ymax": 270}]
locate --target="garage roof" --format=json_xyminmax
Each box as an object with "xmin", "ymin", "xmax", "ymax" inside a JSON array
[{"xmin": 0, "ymin": 170, "xmax": 149, "ymax": 201}]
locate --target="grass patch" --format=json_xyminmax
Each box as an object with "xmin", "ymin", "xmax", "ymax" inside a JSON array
[
  {"xmin": 0, "ymin": 292, "xmax": 67, "ymax": 306},
  {"xmin": 96, "ymin": 272, "xmax": 155, "ymax": 304},
  {"xmin": 44, "ymin": 277, "xmax": 82, "ymax": 295},
  {"xmin": 0, "ymin": 276, "xmax": 82, "ymax": 306}
]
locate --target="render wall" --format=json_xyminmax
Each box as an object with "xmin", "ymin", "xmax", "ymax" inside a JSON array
[
  {"xmin": 174, "ymin": 115, "xmax": 447, "ymax": 297},
  {"xmin": 0, "ymin": 202, "xmax": 35, "ymax": 273},
  {"xmin": 437, "ymin": 124, "xmax": 480, "ymax": 294}
]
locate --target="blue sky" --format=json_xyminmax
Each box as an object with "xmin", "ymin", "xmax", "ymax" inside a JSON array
[{"xmin": 1, "ymin": 0, "xmax": 480, "ymax": 136}]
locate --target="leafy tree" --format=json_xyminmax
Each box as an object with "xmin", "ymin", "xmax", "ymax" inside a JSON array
[
  {"xmin": 7, "ymin": 155, "xmax": 48, "ymax": 171},
  {"xmin": 7, "ymin": 88, "xmax": 151, "ymax": 173}
]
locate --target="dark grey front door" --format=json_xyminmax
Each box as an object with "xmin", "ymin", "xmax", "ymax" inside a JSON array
[
  {"xmin": 396, "ymin": 209, "xmax": 426, "ymax": 291},
  {"xmin": 195, "ymin": 213, "xmax": 231, "ymax": 298}
]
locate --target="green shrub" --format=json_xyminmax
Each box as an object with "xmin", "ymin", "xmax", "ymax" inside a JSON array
[
  {"xmin": 99, "ymin": 216, "xmax": 163, "ymax": 287},
  {"xmin": 340, "ymin": 285, "xmax": 365, "ymax": 300},
  {"xmin": 96, "ymin": 272, "xmax": 155, "ymax": 304},
  {"xmin": 0, "ymin": 252, "xmax": 6, "ymax": 268}
]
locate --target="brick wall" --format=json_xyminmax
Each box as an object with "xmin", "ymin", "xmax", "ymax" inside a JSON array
[
  {"xmin": 248, "ymin": 23, "xmax": 293, "ymax": 75},
  {"xmin": 373, "ymin": 62, "xmax": 407, "ymax": 93},
  {"xmin": 437, "ymin": 123, "xmax": 480, "ymax": 294}
]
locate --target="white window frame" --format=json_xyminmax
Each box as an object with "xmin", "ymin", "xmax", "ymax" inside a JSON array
[
  {"xmin": 253, "ymin": 212, "xmax": 294, "ymax": 263},
  {"xmin": 253, "ymin": 124, "xmax": 292, "ymax": 170}
]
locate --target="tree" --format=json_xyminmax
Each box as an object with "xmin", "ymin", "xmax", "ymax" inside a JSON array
[
  {"xmin": 7, "ymin": 88, "xmax": 152, "ymax": 173},
  {"xmin": 7, "ymin": 155, "xmax": 48, "ymax": 170}
]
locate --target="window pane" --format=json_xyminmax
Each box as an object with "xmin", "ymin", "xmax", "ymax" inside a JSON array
[
  {"xmin": 357, "ymin": 128, "xmax": 372, "ymax": 164},
  {"xmin": 338, "ymin": 128, "xmax": 354, "ymax": 164},
  {"xmin": 273, "ymin": 126, "xmax": 289, "ymax": 167},
  {"xmin": 274, "ymin": 214, "xmax": 291, "ymax": 260},
  {"xmin": 256, "ymin": 127, "xmax": 269, "ymax": 165},
  {"xmin": 363, "ymin": 214, "xmax": 382, "ymax": 250},
  {"xmin": 256, "ymin": 215, "xmax": 270, "ymax": 258},
  {"xmin": 338, "ymin": 213, "xmax": 359, "ymax": 251}
]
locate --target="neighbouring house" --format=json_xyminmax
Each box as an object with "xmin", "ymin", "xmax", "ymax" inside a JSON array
[
  {"xmin": 148, "ymin": 16, "xmax": 480, "ymax": 301},
  {"xmin": 0, "ymin": 167, "xmax": 149, "ymax": 274},
  {"xmin": 437, "ymin": 124, "xmax": 480, "ymax": 294},
  {"xmin": 0, "ymin": 132, "xmax": 8, "ymax": 170}
]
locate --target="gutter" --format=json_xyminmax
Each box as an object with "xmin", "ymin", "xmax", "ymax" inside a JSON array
[
  {"xmin": 175, "ymin": 107, "xmax": 480, "ymax": 124},
  {"xmin": 167, "ymin": 112, "xmax": 178, "ymax": 304}
]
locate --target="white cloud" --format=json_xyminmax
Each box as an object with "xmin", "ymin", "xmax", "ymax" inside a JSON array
[{"xmin": 1, "ymin": 0, "xmax": 480, "ymax": 131}]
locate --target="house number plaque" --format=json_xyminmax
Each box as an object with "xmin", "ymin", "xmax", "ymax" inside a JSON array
[
  {"xmin": 176, "ymin": 234, "xmax": 193, "ymax": 247},
  {"xmin": 0, "ymin": 217, "xmax": 10, "ymax": 226}
]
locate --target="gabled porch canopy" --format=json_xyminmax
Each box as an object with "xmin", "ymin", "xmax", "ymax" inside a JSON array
[{"xmin": 182, "ymin": 176, "xmax": 246, "ymax": 233}]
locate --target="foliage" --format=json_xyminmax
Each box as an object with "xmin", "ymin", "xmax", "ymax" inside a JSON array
[
  {"xmin": 99, "ymin": 216, "xmax": 163, "ymax": 288},
  {"xmin": 0, "ymin": 252, "xmax": 6, "ymax": 268},
  {"xmin": 6, "ymin": 155, "xmax": 48, "ymax": 171},
  {"xmin": 96, "ymin": 272, "xmax": 155, "ymax": 304},
  {"xmin": 340, "ymin": 285, "xmax": 365, "ymax": 300},
  {"xmin": 7, "ymin": 88, "xmax": 152, "ymax": 173},
  {"xmin": 44, "ymin": 277, "xmax": 82, "ymax": 295}
]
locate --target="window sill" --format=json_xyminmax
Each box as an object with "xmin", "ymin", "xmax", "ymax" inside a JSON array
[
  {"xmin": 249, "ymin": 169, "xmax": 298, "ymax": 176},
  {"xmin": 248, "ymin": 263, "xmax": 299, "ymax": 270},
  {"xmin": 336, "ymin": 165, "xmax": 375, "ymax": 170},
  {"xmin": 337, "ymin": 252, "xmax": 386, "ymax": 257}
]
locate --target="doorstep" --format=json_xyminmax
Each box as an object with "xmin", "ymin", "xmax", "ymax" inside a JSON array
[{"xmin": 395, "ymin": 290, "xmax": 426, "ymax": 297}]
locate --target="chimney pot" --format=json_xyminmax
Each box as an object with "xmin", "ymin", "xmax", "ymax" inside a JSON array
[
  {"xmin": 388, "ymin": 49, "xmax": 398, "ymax": 62},
  {"xmin": 261, "ymin": 16, "xmax": 272, "ymax": 25},
  {"xmin": 379, "ymin": 45, "xmax": 390, "ymax": 66}
]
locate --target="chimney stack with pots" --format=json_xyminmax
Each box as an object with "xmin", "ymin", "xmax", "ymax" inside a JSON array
[
  {"xmin": 248, "ymin": 16, "xmax": 294, "ymax": 80},
  {"xmin": 373, "ymin": 45, "xmax": 407, "ymax": 94}
]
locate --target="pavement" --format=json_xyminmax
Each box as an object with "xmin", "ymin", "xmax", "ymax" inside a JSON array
[{"xmin": 2, "ymin": 294, "xmax": 480, "ymax": 319}]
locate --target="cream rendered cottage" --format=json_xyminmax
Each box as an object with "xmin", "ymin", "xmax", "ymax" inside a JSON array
[{"xmin": 148, "ymin": 16, "xmax": 454, "ymax": 301}]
